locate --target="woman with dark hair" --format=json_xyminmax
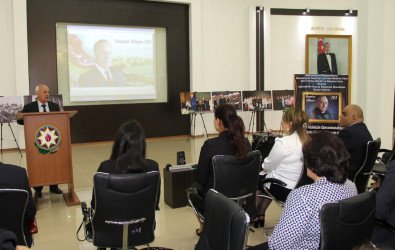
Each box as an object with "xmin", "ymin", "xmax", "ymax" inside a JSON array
[
  {"xmin": 266, "ymin": 132, "xmax": 357, "ymax": 249},
  {"xmin": 191, "ymin": 104, "xmax": 252, "ymax": 235},
  {"xmin": 254, "ymin": 108, "xmax": 309, "ymax": 227},
  {"xmin": 91, "ymin": 120, "xmax": 160, "ymax": 209}
]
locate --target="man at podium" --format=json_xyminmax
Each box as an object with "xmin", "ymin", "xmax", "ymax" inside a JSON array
[{"xmin": 18, "ymin": 84, "xmax": 63, "ymax": 198}]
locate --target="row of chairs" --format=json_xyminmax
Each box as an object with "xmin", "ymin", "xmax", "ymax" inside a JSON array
[
  {"xmin": 187, "ymin": 137, "xmax": 388, "ymax": 249},
  {"xmin": 0, "ymin": 137, "xmax": 390, "ymax": 249},
  {"xmin": 194, "ymin": 182, "xmax": 377, "ymax": 250}
]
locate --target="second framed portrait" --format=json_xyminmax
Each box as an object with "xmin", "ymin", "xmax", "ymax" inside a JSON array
[
  {"xmin": 306, "ymin": 35, "xmax": 352, "ymax": 77},
  {"xmin": 302, "ymin": 92, "xmax": 342, "ymax": 123}
]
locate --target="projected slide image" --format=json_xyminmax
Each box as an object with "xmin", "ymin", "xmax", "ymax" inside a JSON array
[{"xmin": 67, "ymin": 25, "xmax": 157, "ymax": 101}]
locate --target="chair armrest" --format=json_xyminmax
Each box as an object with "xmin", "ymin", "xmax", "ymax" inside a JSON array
[
  {"xmin": 374, "ymin": 218, "xmax": 395, "ymax": 233},
  {"xmin": 261, "ymin": 178, "xmax": 287, "ymax": 187},
  {"xmin": 185, "ymin": 187, "xmax": 203, "ymax": 200},
  {"xmin": 378, "ymin": 149, "xmax": 392, "ymax": 153},
  {"xmin": 185, "ymin": 187, "xmax": 205, "ymax": 223}
]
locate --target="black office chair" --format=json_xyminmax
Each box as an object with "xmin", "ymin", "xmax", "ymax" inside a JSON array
[
  {"xmin": 195, "ymin": 189, "xmax": 250, "ymax": 250},
  {"xmin": 187, "ymin": 150, "xmax": 261, "ymax": 224},
  {"xmin": 0, "ymin": 189, "xmax": 28, "ymax": 246},
  {"xmin": 319, "ymin": 191, "xmax": 376, "ymax": 250},
  {"xmin": 371, "ymin": 143, "xmax": 395, "ymax": 187},
  {"xmin": 258, "ymin": 163, "xmax": 313, "ymax": 208},
  {"xmin": 353, "ymin": 138, "xmax": 381, "ymax": 193},
  {"xmin": 92, "ymin": 171, "xmax": 160, "ymax": 250}
]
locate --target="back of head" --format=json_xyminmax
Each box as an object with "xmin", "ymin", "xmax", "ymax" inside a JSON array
[
  {"xmin": 215, "ymin": 104, "xmax": 247, "ymax": 159},
  {"xmin": 110, "ymin": 120, "xmax": 147, "ymax": 173},
  {"xmin": 302, "ymin": 131, "xmax": 349, "ymax": 183},
  {"xmin": 282, "ymin": 108, "xmax": 309, "ymax": 144}
]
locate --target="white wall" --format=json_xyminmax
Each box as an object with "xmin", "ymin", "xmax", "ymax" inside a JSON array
[
  {"xmin": 1, "ymin": 0, "xmax": 394, "ymax": 149},
  {"xmin": 0, "ymin": 0, "xmax": 28, "ymax": 149},
  {"xmin": 356, "ymin": 0, "xmax": 395, "ymax": 149}
]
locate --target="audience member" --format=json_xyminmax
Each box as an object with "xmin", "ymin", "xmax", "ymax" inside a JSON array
[
  {"xmin": 254, "ymin": 108, "xmax": 309, "ymax": 228},
  {"xmin": 338, "ymin": 104, "xmax": 373, "ymax": 180},
  {"xmin": 250, "ymin": 132, "xmax": 357, "ymax": 249},
  {"xmin": 0, "ymin": 228, "xmax": 17, "ymax": 250},
  {"xmin": 372, "ymin": 160, "xmax": 395, "ymax": 248},
  {"xmin": 0, "ymin": 228, "xmax": 30, "ymax": 250},
  {"xmin": 17, "ymin": 84, "xmax": 63, "ymax": 198},
  {"xmin": 90, "ymin": 120, "xmax": 160, "ymax": 210},
  {"xmin": 190, "ymin": 104, "xmax": 251, "ymax": 235},
  {"xmin": 0, "ymin": 162, "xmax": 37, "ymax": 247}
]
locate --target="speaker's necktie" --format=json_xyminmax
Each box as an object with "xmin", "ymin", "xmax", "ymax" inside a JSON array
[
  {"xmin": 42, "ymin": 104, "xmax": 47, "ymax": 112},
  {"xmin": 105, "ymin": 70, "xmax": 115, "ymax": 86}
]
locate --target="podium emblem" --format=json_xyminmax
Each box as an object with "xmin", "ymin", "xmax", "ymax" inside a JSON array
[{"xmin": 35, "ymin": 125, "xmax": 62, "ymax": 154}]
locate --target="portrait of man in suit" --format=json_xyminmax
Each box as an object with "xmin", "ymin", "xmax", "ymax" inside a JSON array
[
  {"xmin": 317, "ymin": 42, "xmax": 338, "ymax": 74},
  {"xmin": 306, "ymin": 35, "xmax": 351, "ymax": 77},
  {"xmin": 78, "ymin": 39, "xmax": 125, "ymax": 87}
]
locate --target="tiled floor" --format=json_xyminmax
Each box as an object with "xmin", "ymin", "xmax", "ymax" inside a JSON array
[{"xmin": 0, "ymin": 136, "xmax": 281, "ymax": 249}]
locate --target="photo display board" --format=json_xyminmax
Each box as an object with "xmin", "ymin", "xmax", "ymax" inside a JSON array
[{"xmin": 294, "ymin": 74, "xmax": 349, "ymax": 133}]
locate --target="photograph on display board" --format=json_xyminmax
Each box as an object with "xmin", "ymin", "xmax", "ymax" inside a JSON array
[
  {"xmin": 0, "ymin": 96, "xmax": 23, "ymax": 123},
  {"xmin": 23, "ymin": 94, "xmax": 64, "ymax": 111},
  {"xmin": 242, "ymin": 90, "xmax": 273, "ymax": 111},
  {"xmin": 303, "ymin": 92, "xmax": 341, "ymax": 123},
  {"xmin": 180, "ymin": 92, "xmax": 195, "ymax": 115},
  {"xmin": 194, "ymin": 92, "xmax": 212, "ymax": 113},
  {"xmin": 272, "ymin": 90, "xmax": 295, "ymax": 110},
  {"xmin": 211, "ymin": 91, "xmax": 242, "ymax": 111},
  {"xmin": 306, "ymin": 35, "xmax": 352, "ymax": 77}
]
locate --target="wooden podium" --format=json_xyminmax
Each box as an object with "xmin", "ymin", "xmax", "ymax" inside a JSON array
[{"xmin": 16, "ymin": 111, "xmax": 80, "ymax": 207}]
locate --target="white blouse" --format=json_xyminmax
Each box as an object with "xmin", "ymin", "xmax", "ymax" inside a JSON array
[{"xmin": 261, "ymin": 132, "xmax": 303, "ymax": 189}]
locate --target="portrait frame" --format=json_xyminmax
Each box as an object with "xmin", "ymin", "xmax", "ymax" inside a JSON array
[
  {"xmin": 305, "ymin": 35, "xmax": 352, "ymax": 98},
  {"xmin": 302, "ymin": 91, "xmax": 342, "ymax": 124}
]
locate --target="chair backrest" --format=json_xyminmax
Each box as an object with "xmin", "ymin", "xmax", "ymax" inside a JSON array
[
  {"xmin": 195, "ymin": 189, "xmax": 249, "ymax": 250},
  {"xmin": 92, "ymin": 171, "xmax": 160, "ymax": 248},
  {"xmin": 0, "ymin": 189, "xmax": 28, "ymax": 246},
  {"xmin": 319, "ymin": 191, "xmax": 376, "ymax": 250},
  {"xmin": 212, "ymin": 150, "xmax": 261, "ymax": 218},
  {"xmin": 354, "ymin": 138, "xmax": 381, "ymax": 193}
]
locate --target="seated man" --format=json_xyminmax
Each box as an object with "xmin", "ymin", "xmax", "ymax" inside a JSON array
[
  {"xmin": 0, "ymin": 162, "xmax": 37, "ymax": 247},
  {"xmin": 17, "ymin": 84, "xmax": 63, "ymax": 197},
  {"xmin": 372, "ymin": 160, "xmax": 395, "ymax": 248},
  {"xmin": 338, "ymin": 104, "xmax": 373, "ymax": 180}
]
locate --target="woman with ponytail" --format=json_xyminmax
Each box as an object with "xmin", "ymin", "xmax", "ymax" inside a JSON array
[
  {"xmin": 254, "ymin": 108, "xmax": 309, "ymax": 228},
  {"xmin": 91, "ymin": 120, "xmax": 160, "ymax": 209},
  {"xmin": 191, "ymin": 104, "xmax": 252, "ymax": 235}
]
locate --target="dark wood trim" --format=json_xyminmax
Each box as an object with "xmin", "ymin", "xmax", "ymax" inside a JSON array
[
  {"xmin": 256, "ymin": 7, "xmax": 265, "ymax": 132},
  {"xmin": 271, "ymin": 8, "xmax": 358, "ymax": 17},
  {"xmin": 27, "ymin": 0, "xmax": 190, "ymax": 143}
]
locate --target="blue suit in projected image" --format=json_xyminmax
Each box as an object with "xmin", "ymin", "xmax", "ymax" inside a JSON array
[{"xmin": 78, "ymin": 39, "xmax": 126, "ymax": 87}]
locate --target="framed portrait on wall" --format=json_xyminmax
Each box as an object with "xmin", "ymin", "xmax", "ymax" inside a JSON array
[
  {"xmin": 305, "ymin": 35, "xmax": 352, "ymax": 76},
  {"xmin": 302, "ymin": 91, "xmax": 342, "ymax": 123}
]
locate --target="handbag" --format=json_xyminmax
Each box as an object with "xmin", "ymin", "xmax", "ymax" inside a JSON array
[{"xmin": 29, "ymin": 217, "xmax": 38, "ymax": 234}]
